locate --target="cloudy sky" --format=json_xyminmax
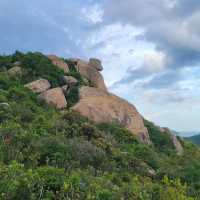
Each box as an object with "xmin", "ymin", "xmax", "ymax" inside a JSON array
[{"xmin": 0, "ymin": 0, "xmax": 200, "ymax": 133}]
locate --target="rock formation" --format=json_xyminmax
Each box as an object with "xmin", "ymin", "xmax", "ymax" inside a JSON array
[
  {"xmin": 47, "ymin": 55, "xmax": 69, "ymax": 73},
  {"xmin": 62, "ymin": 76, "xmax": 78, "ymax": 87},
  {"xmin": 25, "ymin": 79, "xmax": 51, "ymax": 93},
  {"xmin": 77, "ymin": 60, "xmax": 107, "ymax": 91},
  {"xmin": 20, "ymin": 54, "xmax": 182, "ymax": 149},
  {"xmin": 72, "ymin": 86, "xmax": 150, "ymax": 144},
  {"xmin": 38, "ymin": 87, "xmax": 67, "ymax": 109},
  {"xmin": 89, "ymin": 58, "xmax": 103, "ymax": 71},
  {"xmin": 7, "ymin": 66, "xmax": 22, "ymax": 76}
]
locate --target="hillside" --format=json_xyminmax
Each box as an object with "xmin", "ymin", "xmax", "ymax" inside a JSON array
[
  {"xmin": 0, "ymin": 51, "xmax": 200, "ymax": 199},
  {"xmin": 186, "ymin": 134, "xmax": 200, "ymax": 146}
]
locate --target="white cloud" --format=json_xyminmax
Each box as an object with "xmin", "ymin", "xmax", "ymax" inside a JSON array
[
  {"xmin": 81, "ymin": 4, "xmax": 103, "ymax": 24},
  {"xmin": 142, "ymin": 51, "xmax": 167, "ymax": 72}
]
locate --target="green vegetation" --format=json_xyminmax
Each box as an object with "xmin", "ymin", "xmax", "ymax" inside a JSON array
[
  {"xmin": 144, "ymin": 120, "xmax": 175, "ymax": 154},
  {"xmin": 186, "ymin": 134, "xmax": 200, "ymax": 146},
  {"xmin": 0, "ymin": 52, "xmax": 200, "ymax": 199}
]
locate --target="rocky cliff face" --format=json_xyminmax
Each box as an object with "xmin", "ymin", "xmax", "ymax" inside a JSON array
[{"xmin": 72, "ymin": 86, "xmax": 150, "ymax": 144}]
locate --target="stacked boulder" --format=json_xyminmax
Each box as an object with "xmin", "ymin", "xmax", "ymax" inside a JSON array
[
  {"xmin": 24, "ymin": 78, "xmax": 67, "ymax": 109},
  {"xmin": 17, "ymin": 54, "xmax": 183, "ymax": 148},
  {"xmin": 69, "ymin": 58, "xmax": 107, "ymax": 91},
  {"xmin": 21, "ymin": 55, "xmax": 151, "ymax": 144}
]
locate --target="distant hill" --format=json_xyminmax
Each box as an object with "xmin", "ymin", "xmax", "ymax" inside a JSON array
[
  {"xmin": 179, "ymin": 131, "xmax": 200, "ymax": 137},
  {"xmin": 186, "ymin": 134, "xmax": 200, "ymax": 146}
]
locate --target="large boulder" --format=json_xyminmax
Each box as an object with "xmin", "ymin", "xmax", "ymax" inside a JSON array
[
  {"xmin": 72, "ymin": 86, "xmax": 150, "ymax": 144},
  {"xmin": 38, "ymin": 87, "xmax": 67, "ymax": 109},
  {"xmin": 7, "ymin": 66, "xmax": 22, "ymax": 76},
  {"xmin": 161, "ymin": 127, "xmax": 183, "ymax": 155},
  {"xmin": 25, "ymin": 79, "xmax": 51, "ymax": 93},
  {"xmin": 77, "ymin": 60, "xmax": 107, "ymax": 91},
  {"xmin": 89, "ymin": 58, "xmax": 103, "ymax": 71},
  {"xmin": 47, "ymin": 55, "xmax": 69, "ymax": 73}
]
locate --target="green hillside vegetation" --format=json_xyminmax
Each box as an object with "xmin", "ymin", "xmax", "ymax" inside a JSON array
[
  {"xmin": 0, "ymin": 52, "xmax": 200, "ymax": 199},
  {"xmin": 186, "ymin": 134, "xmax": 200, "ymax": 146}
]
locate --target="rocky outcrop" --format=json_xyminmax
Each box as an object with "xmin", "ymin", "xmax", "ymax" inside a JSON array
[
  {"xmin": 77, "ymin": 60, "xmax": 107, "ymax": 91},
  {"xmin": 62, "ymin": 76, "xmax": 78, "ymax": 86},
  {"xmin": 47, "ymin": 55, "xmax": 69, "ymax": 73},
  {"xmin": 7, "ymin": 66, "xmax": 22, "ymax": 76},
  {"xmin": 161, "ymin": 127, "xmax": 183, "ymax": 155},
  {"xmin": 72, "ymin": 86, "xmax": 150, "ymax": 144},
  {"xmin": 25, "ymin": 79, "xmax": 51, "ymax": 93},
  {"xmin": 38, "ymin": 87, "xmax": 67, "ymax": 109},
  {"xmin": 89, "ymin": 58, "xmax": 103, "ymax": 71}
]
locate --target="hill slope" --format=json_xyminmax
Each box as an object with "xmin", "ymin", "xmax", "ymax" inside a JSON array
[
  {"xmin": 186, "ymin": 134, "xmax": 200, "ymax": 146},
  {"xmin": 0, "ymin": 51, "xmax": 200, "ymax": 199}
]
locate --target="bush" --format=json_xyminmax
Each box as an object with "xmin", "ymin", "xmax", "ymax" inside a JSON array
[
  {"xmin": 66, "ymin": 86, "xmax": 79, "ymax": 107},
  {"xmin": 97, "ymin": 123, "xmax": 138, "ymax": 145},
  {"xmin": 144, "ymin": 120, "xmax": 175, "ymax": 153}
]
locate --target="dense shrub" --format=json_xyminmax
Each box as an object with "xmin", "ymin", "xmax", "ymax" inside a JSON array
[
  {"xmin": 144, "ymin": 120, "xmax": 175, "ymax": 153},
  {"xmin": 66, "ymin": 86, "xmax": 79, "ymax": 107}
]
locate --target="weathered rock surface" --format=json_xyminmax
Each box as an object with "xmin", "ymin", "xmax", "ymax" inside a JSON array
[
  {"xmin": 61, "ymin": 85, "xmax": 69, "ymax": 92},
  {"xmin": 161, "ymin": 127, "xmax": 183, "ymax": 155},
  {"xmin": 7, "ymin": 66, "xmax": 22, "ymax": 76},
  {"xmin": 72, "ymin": 86, "xmax": 150, "ymax": 144},
  {"xmin": 25, "ymin": 79, "xmax": 51, "ymax": 93},
  {"xmin": 89, "ymin": 58, "xmax": 103, "ymax": 71},
  {"xmin": 38, "ymin": 87, "xmax": 67, "ymax": 109},
  {"xmin": 47, "ymin": 55, "xmax": 69, "ymax": 73},
  {"xmin": 77, "ymin": 60, "xmax": 107, "ymax": 91},
  {"xmin": 62, "ymin": 76, "xmax": 78, "ymax": 86}
]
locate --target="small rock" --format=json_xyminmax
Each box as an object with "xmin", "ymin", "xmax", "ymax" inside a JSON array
[
  {"xmin": 7, "ymin": 66, "xmax": 22, "ymax": 76},
  {"xmin": 13, "ymin": 61, "xmax": 21, "ymax": 66},
  {"xmin": 0, "ymin": 102, "xmax": 10, "ymax": 108},
  {"xmin": 38, "ymin": 87, "xmax": 67, "ymax": 109},
  {"xmin": 89, "ymin": 58, "xmax": 103, "ymax": 71},
  {"xmin": 62, "ymin": 76, "xmax": 78, "ymax": 86},
  {"xmin": 147, "ymin": 168, "xmax": 156, "ymax": 177},
  {"xmin": 25, "ymin": 79, "xmax": 51, "ymax": 93}
]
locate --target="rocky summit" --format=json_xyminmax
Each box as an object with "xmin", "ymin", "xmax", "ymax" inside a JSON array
[
  {"xmin": 23, "ymin": 54, "xmax": 150, "ymax": 144},
  {"xmin": 16, "ymin": 53, "xmax": 182, "ymax": 150}
]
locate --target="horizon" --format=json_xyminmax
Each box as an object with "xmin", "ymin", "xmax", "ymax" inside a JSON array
[{"xmin": 0, "ymin": 0, "xmax": 200, "ymax": 134}]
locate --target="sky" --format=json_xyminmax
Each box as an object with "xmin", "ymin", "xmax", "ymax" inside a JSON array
[{"xmin": 0, "ymin": 0, "xmax": 200, "ymax": 133}]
